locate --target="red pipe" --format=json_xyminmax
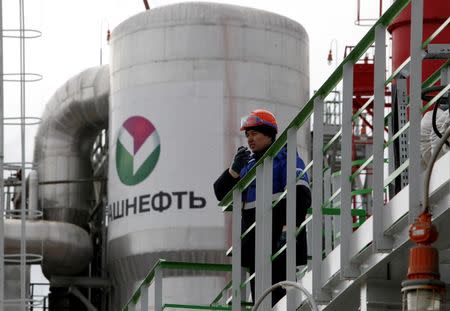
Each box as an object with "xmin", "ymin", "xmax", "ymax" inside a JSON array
[
  {"xmin": 143, "ymin": 0, "xmax": 150, "ymax": 10},
  {"xmin": 388, "ymin": 0, "xmax": 450, "ymax": 87}
]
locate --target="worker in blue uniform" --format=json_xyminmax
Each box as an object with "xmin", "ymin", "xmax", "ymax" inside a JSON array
[{"xmin": 213, "ymin": 109, "xmax": 311, "ymax": 307}]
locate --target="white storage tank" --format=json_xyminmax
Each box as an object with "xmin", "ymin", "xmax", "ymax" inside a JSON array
[{"xmin": 107, "ymin": 2, "xmax": 310, "ymax": 309}]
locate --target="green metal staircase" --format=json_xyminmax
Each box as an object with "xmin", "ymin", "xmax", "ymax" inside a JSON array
[{"xmin": 121, "ymin": 0, "xmax": 450, "ymax": 309}]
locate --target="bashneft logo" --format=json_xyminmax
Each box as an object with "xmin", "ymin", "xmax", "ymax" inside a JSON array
[{"xmin": 116, "ymin": 116, "xmax": 160, "ymax": 186}]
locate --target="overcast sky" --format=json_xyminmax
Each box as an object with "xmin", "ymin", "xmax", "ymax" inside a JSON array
[{"xmin": 2, "ymin": 0, "xmax": 387, "ymax": 165}]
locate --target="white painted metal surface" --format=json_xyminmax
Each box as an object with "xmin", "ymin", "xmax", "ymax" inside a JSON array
[
  {"xmin": 323, "ymin": 169, "xmax": 332, "ymax": 256},
  {"xmin": 255, "ymin": 157, "xmax": 273, "ymax": 310},
  {"xmin": 321, "ymin": 152, "xmax": 449, "ymax": 310},
  {"xmin": 341, "ymin": 62, "xmax": 359, "ymax": 279},
  {"xmin": 372, "ymin": 24, "xmax": 392, "ymax": 252},
  {"xmin": 312, "ymin": 97, "xmax": 326, "ymax": 301},
  {"xmin": 408, "ymin": 0, "xmax": 424, "ymax": 224},
  {"xmin": 154, "ymin": 268, "xmax": 162, "ymax": 311},
  {"xmin": 231, "ymin": 189, "xmax": 242, "ymax": 311},
  {"xmin": 286, "ymin": 127, "xmax": 297, "ymax": 310}
]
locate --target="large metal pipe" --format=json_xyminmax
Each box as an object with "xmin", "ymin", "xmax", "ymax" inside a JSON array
[
  {"xmin": 33, "ymin": 65, "xmax": 109, "ymax": 227},
  {"xmin": 30, "ymin": 65, "xmax": 109, "ymax": 277},
  {"xmin": 28, "ymin": 170, "xmax": 38, "ymax": 220},
  {"xmin": 5, "ymin": 219, "xmax": 93, "ymax": 277}
]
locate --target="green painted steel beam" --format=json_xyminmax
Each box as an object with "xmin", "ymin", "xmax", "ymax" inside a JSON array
[
  {"xmin": 160, "ymin": 261, "xmax": 232, "ymax": 272},
  {"xmin": 163, "ymin": 303, "xmax": 233, "ymax": 310},
  {"xmin": 306, "ymin": 207, "xmax": 366, "ymax": 217},
  {"xmin": 209, "ymin": 281, "xmax": 232, "ymax": 306},
  {"xmin": 384, "ymin": 159, "xmax": 409, "ymax": 187},
  {"xmin": 422, "ymin": 17, "xmax": 450, "ymax": 48}
]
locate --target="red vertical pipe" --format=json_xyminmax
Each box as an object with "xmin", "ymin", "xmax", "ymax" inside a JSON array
[
  {"xmin": 388, "ymin": 0, "xmax": 450, "ymax": 86},
  {"xmin": 143, "ymin": 0, "xmax": 150, "ymax": 10}
]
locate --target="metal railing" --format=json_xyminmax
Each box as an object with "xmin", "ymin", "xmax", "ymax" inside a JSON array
[
  {"xmin": 217, "ymin": 0, "xmax": 450, "ymax": 309},
  {"xmin": 29, "ymin": 282, "xmax": 49, "ymax": 311},
  {"xmin": 121, "ymin": 260, "xmax": 236, "ymax": 311},
  {"xmin": 120, "ymin": 0, "xmax": 450, "ymax": 309},
  {"xmin": 0, "ymin": 0, "xmax": 43, "ymax": 308}
]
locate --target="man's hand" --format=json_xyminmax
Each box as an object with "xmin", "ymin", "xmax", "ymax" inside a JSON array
[
  {"xmin": 276, "ymin": 231, "xmax": 287, "ymax": 251},
  {"xmin": 229, "ymin": 146, "xmax": 250, "ymax": 178}
]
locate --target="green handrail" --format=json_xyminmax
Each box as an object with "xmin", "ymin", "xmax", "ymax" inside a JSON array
[
  {"xmin": 163, "ymin": 303, "xmax": 252, "ymax": 310},
  {"xmin": 121, "ymin": 260, "xmax": 232, "ymax": 311},
  {"xmin": 122, "ymin": 2, "xmax": 448, "ymax": 311},
  {"xmin": 323, "ymin": 27, "xmax": 450, "ymax": 154},
  {"xmin": 218, "ymin": 0, "xmax": 410, "ymax": 210},
  {"xmin": 163, "ymin": 303, "xmax": 245, "ymax": 311},
  {"xmin": 210, "ymin": 281, "xmax": 232, "ymax": 306},
  {"xmin": 350, "ymin": 61, "xmax": 450, "ymax": 181},
  {"xmin": 218, "ymin": 0, "xmax": 448, "ymax": 217}
]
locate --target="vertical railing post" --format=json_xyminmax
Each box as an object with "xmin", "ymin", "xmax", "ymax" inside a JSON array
[
  {"xmin": 263, "ymin": 157, "xmax": 273, "ymax": 308},
  {"xmin": 312, "ymin": 97, "xmax": 325, "ymax": 299},
  {"xmin": 240, "ymin": 269, "xmax": 247, "ymax": 308},
  {"xmin": 324, "ymin": 168, "xmax": 332, "ymax": 255},
  {"xmin": 286, "ymin": 127, "xmax": 297, "ymax": 311},
  {"xmin": 140, "ymin": 285, "xmax": 148, "ymax": 311},
  {"xmin": 255, "ymin": 163, "xmax": 264, "ymax": 302},
  {"xmin": 255, "ymin": 157, "xmax": 273, "ymax": 310},
  {"xmin": 0, "ymin": 0, "xmax": 4, "ymax": 307},
  {"xmin": 331, "ymin": 174, "xmax": 340, "ymax": 247},
  {"xmin": 154, "ymin": 267, "xmax": 162, "ymax": 311},
  {"xmin": 373, "ymin": 24, "xmax": 393, "ymax": 252},
  {"xmin": 341, "ymin": 62, "xmax": 359, "ymax": 279},
  {"xmin": 408, "ymin": 0, "xmax": 423, "ymax": 224},
  {"xmin": 232, "ymin": 189, "xmax": 242, "ymax": 311}
]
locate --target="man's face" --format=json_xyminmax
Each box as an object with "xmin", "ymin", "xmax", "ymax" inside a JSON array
[{"xmin": 246, "ymin": 129, "xmax": 272, "ymax": 153}]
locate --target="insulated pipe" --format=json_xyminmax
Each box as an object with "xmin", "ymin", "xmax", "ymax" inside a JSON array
[
  {"xmin": 33, "ymin": 65, "xmax": 109, "ymax": 228},
  {"xmin": 31, "ymin": 65, "xmax": 109, "ymax": 276},
  {"xmin": 28, "ymin": 170, "xmax": 38, "ymax": 220},
  {"xmin": 5, "ymin": 219, "xmax": 93, "ymax": 277}
]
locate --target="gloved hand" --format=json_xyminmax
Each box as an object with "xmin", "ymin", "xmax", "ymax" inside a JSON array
[
  {"xmin": 276, "ymin": 231, "xmax": 287, "ymax": 251},
  {"xmin": 229, "ymin": 146, "xmax": 250, "ymax": 177}
]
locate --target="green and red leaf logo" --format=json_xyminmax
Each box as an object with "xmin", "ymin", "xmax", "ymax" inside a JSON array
[{"xmin": 116, "ymin": 116, "xmax": 161, "ymax": 186}]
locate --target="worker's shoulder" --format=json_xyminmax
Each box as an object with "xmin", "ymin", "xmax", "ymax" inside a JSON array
[
  {"xmin": 274, "ymin": 146, "xmax": 288, "ymax": 161},
  {"xmin": 276, "ymin": 146, "xmax": 287, "ymax": 158}
]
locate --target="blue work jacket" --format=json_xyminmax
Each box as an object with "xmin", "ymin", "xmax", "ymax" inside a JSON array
[{"xmin": 240, "ymin": 146, "xmax": 309, "ymax": 207}]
